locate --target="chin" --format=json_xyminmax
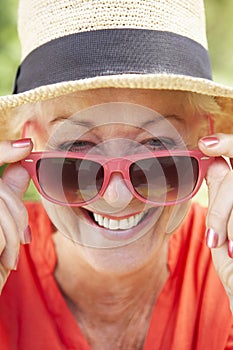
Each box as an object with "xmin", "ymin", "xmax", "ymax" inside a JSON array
[
  {"xmin": 42, "ymin": 198, "xmax": 187, "ymax": 274},
  {"xmin": 75, "ymin": 218, "xmax": 170, "ymax": 275}
]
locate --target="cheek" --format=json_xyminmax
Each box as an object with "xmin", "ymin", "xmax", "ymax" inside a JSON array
[
  {"xmin": 42, "ymin": 200, "xmax": 83, "ymax": 237},
  {"xmin": 24, "ymin": 123, "xmax": 51, "ymax": 151},
  {"xmin": 165, "ymin": 201, "xmax": 191, "ymax": 234},
  {"xmin": 35, "ymin": 131, "xmax": 52, "ymax": 150}
]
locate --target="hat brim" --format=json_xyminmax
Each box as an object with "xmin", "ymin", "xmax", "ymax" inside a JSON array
[
  {"xmin": 3, "ymin": 27, "xmax": 232, "ymax": 135},
  {"xmin": 1, "ymin": 73, "xmax": 233, "ymax": 135}
]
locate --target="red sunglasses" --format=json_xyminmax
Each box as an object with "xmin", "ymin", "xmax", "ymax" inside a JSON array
[{"xmin": 21, "ymin": 150, "xmax": 214, "ymax": 207}]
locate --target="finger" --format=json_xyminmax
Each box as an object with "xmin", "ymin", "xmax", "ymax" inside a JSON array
[
  {"xmin": 0, "ymin": 263, "xmax": 10, "ymax": 295},
  {"xmin": 226, "ymin": 210, "xmax": 233, "ymax": 258},
  {"xmin": 0, "ymin": 178, "xmax": 29, "ymax": 244},
  {"xmin": 2, "ymin": 163, "xmax": 31, "ymax": 199},
  {"xmin": 205, "ymin": 157, "xmax": 230, "ymax": 206},
  {"xmin": 0, "ymin": 139, "xmax": 32, "ymax": 166},
  {"xmin": 228, "ymin": 210, "xmax": 233, "ymax": 241},
  {"xmin": 0, "ymin": 198, "xmax": 20, "ymax": 270},
  {"xmin": 0, "ymin": 216, "xmax": 11, "ymax": 294},
  {"xmin": 199, "ymin": 133, "xmax": 233, "ymax": 158},
  {"xmin": 0, "ymin": 225, "xmax": 6, "ymax": 256},
  {"xmin": 206, "ymin": 171, "xmax": 233, "ymax": 247},
  {"xmin": 211, "ymin": 242, "xmax": 233, "ymax": 296},
  {"xmin": 205, "ymin": 158, "xmax": 231, "ymax": 247}
]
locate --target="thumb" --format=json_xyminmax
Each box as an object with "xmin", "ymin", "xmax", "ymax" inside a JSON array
[
  {"xmin": 2, "ymin": 163, "xmax": 31, "ymax": 199},
  {"xmin": 205, "ymin": 157, "xmax": 230, "ymax": 208},
  {"xmin": 205, "ymin": 157, "xmax": 233, "ymax": 248}
]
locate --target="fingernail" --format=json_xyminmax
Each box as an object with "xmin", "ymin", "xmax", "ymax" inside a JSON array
[
  {"xmin": 228, "ymin": 240, "xmax": 233, "ymax": 258},
  {"xmin": 206, "ymin": 228, "xmax": 219, "ymax": 248},
  {"xmin": 12, "ymin": 138, "xmax": 32, "ymax": 148},
  {"xmin": 24, "ymin": 225, "xmax": 32, "ymax": 244},
  {"xmin": 13, "ymin": 254, "xmax": 19, "ymax": 271},
  {"xmin": 199, "ymin": 136, "xmax": 219, "ymax": 148}
]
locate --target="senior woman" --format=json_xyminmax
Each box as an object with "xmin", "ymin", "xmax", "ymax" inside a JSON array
[{"xmin": 1, "ymin": 0, "xmax": 233, "ymax": 349}]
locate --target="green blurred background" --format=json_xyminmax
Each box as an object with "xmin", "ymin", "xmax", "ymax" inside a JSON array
[
  {"xmin": 0, "ymin": 0, "xmax": 233, "ymax": 203},
  {"xmin": 1, "ymin": 0, "xmax": 233, "ymax": 95}
]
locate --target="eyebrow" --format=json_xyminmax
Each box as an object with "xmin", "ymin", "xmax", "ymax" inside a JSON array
[
  {"xmin": 142, "ymin": 114, "xmax": 185, "ymax": 128},
  {"xmin": 49, "ymin": 116, "xmax": 94, "ymax": 128},
  {"xmin": 50, "ymin": 114, "xmax": 185, "ymax": 128}
]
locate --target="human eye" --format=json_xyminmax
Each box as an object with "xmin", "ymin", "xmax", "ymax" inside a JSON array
[
  {"xmin": 58, "ymin": 140, "xmax": 96, "ymax": 152},
  {"xmin": 142, "ymin": 138, "xmax": 178, "ymax": 150}
]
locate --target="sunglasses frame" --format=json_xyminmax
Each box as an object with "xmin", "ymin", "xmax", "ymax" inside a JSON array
[{"xmin": 21, "ymin": 150, "xmax": 214, "ymax": 207}]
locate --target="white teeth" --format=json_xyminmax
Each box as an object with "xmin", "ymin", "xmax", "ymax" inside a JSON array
[
  {"xmin": 92, "ymin": 212, "xmax": 146, "ymax": 230},
  {"xmin": 109, "ymin": 219, "xmax": 119, "ymax": 230},
  {"xmin": 119, "ymin": 218, "xmax": 129, "ymax": 230}
]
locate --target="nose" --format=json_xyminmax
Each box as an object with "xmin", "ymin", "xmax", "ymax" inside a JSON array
[{"xmin": 102, "ymin": 173, "xmax": 134, "ymax": 208}]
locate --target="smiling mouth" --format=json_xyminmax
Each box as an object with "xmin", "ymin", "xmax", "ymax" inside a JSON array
[{"xmin": 89, "ymin": 211, "xmax": 149, "ymax": 230}]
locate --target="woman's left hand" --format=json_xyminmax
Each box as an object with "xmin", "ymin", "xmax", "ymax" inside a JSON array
[{"xmin": 199, "ymin": 133, "xmax": 233, "ymax": 312}]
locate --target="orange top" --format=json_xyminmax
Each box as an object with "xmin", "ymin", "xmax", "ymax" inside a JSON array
[{"xmin": 0, "ymin": 202, "xmax": 233, "ymax": 350}]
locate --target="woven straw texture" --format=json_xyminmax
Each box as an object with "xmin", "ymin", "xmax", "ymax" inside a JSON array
[
  {"xmin": 18, "ymin": 0, "xmax": 208, "ymax": 61},
  {"xmin": 0, "ymin": 0, "xmax": 233, "ymax": 137}
]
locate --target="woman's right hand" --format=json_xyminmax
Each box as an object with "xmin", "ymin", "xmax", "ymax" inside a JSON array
[{"xmin": 0, "ymin": 138, "xmax": 33, "ymax": 294}]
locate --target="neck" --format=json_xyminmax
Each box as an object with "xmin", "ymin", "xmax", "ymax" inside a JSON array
[{"xmin": 53, "ymin": 232, "xmax": 169, "ymax": 349}]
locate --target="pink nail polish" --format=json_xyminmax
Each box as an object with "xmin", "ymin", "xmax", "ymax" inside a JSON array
[
  {"xmin": 228, "ymin": 240, "xmax": 233, "ymax": 258},
  {"xmin": 12, "ymin": 138, "xmax": 32, "ymax": 148},
  {"xmin": 24, "ymin": 225, "xmax": 32, "ymax": 244},
  {"xmin": 199, "ymin": 136, "xmax": 219, "ymax": 148},
  {"xmin": 206, "ymin": 228, "xmax": 219, "ymax": 248}
]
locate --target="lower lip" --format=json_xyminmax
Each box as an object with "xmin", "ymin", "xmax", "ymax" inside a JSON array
[{"xmin": 80, "ymin": 207, "xmax": 159, "ymax": 241}]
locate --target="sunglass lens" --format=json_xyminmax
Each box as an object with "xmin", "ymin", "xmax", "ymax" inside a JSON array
[
  {"xmin": 130, "ymin": 156, "xmax": 199, "ymax": 203},
  {"xmin": 36, "ymin": 157, "xmax": 104, "ymax": 204}
]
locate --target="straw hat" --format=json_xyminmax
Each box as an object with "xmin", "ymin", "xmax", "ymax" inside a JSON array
[{"xmin": 1, "ymin": 0, "xmax": 233, "ymax": 134}]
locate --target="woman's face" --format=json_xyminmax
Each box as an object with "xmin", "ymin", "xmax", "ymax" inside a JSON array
[{"xmin": 27, "ymin": 88, "xmax": 208, "ymax": 273}]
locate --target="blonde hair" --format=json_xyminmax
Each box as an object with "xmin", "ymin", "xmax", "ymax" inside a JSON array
[{"xmin": 1, "ymin": 90, "xmax": 229, "ymax": 141}]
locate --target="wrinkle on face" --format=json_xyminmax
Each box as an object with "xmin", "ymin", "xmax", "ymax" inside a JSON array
[
  {"xmin": 34, "ymin": 88, "xmax": 208, "ymax": 153},
  {"xmin": 24, "ymin": 88, "xmax": 210, "ymax": 269}
]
